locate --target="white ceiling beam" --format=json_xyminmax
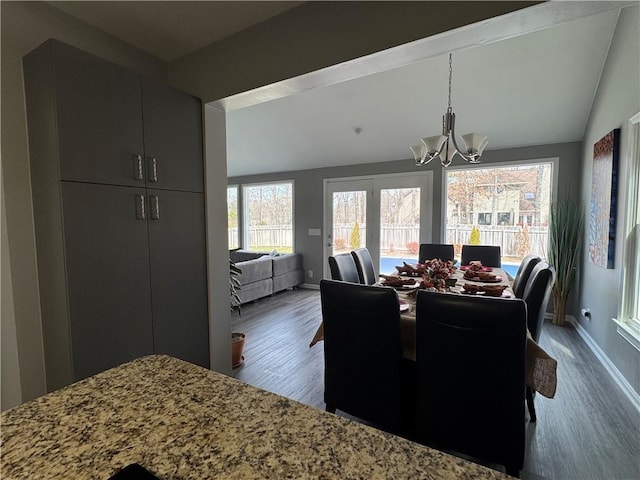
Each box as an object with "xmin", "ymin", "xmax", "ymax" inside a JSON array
[{"xmin": 213, "ymin": 1, "xmax": 632, "ymax": 112}]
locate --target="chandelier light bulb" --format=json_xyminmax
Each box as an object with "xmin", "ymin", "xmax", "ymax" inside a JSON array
[{"xmin": 410, "ymin": 144, "xmax": 427, "ymax": 164}]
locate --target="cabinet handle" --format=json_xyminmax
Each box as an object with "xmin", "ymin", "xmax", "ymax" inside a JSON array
[
  {"xmin": 136, "ymin": 194, "xmax": 146, "ymax": 220},
  {"xmin": 150, "ymin": 195, "xmax": 160, "ymax": 220},
  {"xmin": 148, "ymin": 157, "xmax": 158, "ymax": 183},
  {"xmin": 133, "ymin": 154, "xmax": 144, "ymax": 181}
]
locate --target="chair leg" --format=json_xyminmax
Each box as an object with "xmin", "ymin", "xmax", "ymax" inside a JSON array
[{"xmin": 526, "ymin": 386, "xmax": 536, "ymax": 422}]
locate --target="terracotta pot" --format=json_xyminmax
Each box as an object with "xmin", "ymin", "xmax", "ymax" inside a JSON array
[{"xmin": 231, "ymin": 332, "xmax": 246, "ymax": 368}]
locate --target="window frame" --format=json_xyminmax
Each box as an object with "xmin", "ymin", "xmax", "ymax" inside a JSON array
[
  {"xmin": 614, "ymin": 112, "xmax": 640, "ymax": 351},
  {"xmin": 227, "ymin": 184, "xmax": 240, "ymax": 250},
  {"xmin": 241, "ymin": 180, "xmax": 295, "ymax": 252}
]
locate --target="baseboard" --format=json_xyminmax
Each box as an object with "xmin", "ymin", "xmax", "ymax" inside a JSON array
[
  {"xmin": 559, "ymin": 314, "xmax": 640, "ymax": 413},
  {"xmin": 300, "ymin": 283, "xmax": 320, "ymax": 290}
]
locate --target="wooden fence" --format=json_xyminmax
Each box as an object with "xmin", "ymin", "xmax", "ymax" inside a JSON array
[
  {"xmin": 230, "ymin": 224, "xmax": 549, "ymax": 258},
  {"xmin": 334, "ymin": 224, "xmax": 548, "ymax": 258},
  {"xmin": 228, "ymin": 226, "xmax": 293, "ymax": 248}
]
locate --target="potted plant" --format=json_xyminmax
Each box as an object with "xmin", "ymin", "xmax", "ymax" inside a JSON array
[
  {"xmin": 547, "ymin": 195, "xmax": 584, "ymax": 326},
  {"xmin": 230, "ymin": 259, "xmax": 246, "ymax": 368}
]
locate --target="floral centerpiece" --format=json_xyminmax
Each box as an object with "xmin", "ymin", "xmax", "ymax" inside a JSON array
[
  {"xmin": 417, "ymin": 258, "xmax": 456, "ymax": 291},
  {"xmin": 391, "ymin": 259, "xmax": 456, "ymax": 292}
]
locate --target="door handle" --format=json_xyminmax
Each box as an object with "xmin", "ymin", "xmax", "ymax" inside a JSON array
[
  {"xmin": 135, "ymin": 194, "xmax": 146, "ymax": 220},
  {"xmin": 133, "ymin": 154, "xmax": 144, "ymax": 181},
  {"xmin": 150, "ymin": 195, "xmax": 160, "ymax": 220},
  {"xmin": 148, "ymin": 157, "xmax": 158, "ymax": 183}
]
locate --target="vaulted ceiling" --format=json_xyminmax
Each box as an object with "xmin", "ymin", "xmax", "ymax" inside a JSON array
[{"xmin": 225, "ymin": 6, "xmax": 623, "ymax": 176}]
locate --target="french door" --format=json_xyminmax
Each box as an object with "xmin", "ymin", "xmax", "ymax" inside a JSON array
[{"xmin": 323, "ymin": 172, "xmax": 433, "ymax": 278}]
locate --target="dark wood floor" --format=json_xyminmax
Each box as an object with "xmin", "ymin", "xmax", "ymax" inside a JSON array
[{"xmin": 232, "ymin": 288, "xmax": 640, "ymax": 480}]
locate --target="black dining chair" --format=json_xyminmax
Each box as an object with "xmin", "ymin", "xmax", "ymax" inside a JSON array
[
  {"xmin": 521, "ymin": 261, "xmax": 556, "ymax": 422},
  {"xmin": 328, "ymin": 253, "xmax": 360, "ymax": 283},
  {"xmin": 320, "ymin": 279, "xmax": 412, "ymax": 435},
  {"xmin": 512, "ymin": 254, "xmax": 542, "ymax": 298},
  {"xmin": 415, "ymin": 290, "xmax": 527, "ymax": 477},
  {"xmin": 418, "ymin": 243, "xmax": 455, "ymax": 263},
  {"xmin": 461, "ymin": 244, "xmax": 502, "ymax": 267},
  {"xmin": 351, "ymin": 247, "xmax": 377, "ymax": 285}
]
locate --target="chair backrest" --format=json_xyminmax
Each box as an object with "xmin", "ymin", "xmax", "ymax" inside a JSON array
[
  {"xmin": 320, "ymin": 279, "xmax": 405, "ymax": 431},
  {"xmin": 460, "ymin": 244, "xmax": 502, "ymax": 267},
  {"xmin": 415, "ymin": 290, "xmax": 526, "ymax": 474},
  {"xmin": 522, "ymin": 261, "xmax": 556, "ymax": 343},
  {"xmin": 351, "ymin": 247, "xmax": 377, "ymax": 285},
  {"xmin": 512, "ymin": 254, "xmax": 542, "ymax": 298},
  {"xmin": 418, "ymin": 243, "xmax": 455, "ymax": 263},
  {"xmin": 328, "ymin": 253, "xmax": 360, "ymax": 283}
]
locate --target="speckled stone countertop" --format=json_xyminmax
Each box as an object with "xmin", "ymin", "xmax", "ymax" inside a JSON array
[{"xmin": 1, "ymin": 355, "xmax": 510, "ymax": 479}]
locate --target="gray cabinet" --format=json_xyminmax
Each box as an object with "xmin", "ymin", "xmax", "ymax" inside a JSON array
[
  {"xmin": 147, "ymin": 189, "xmax": 208, "ymax": 367},
  {"xmin": 62, "ymin": 182, "xmax": 155, "ymax": 380},
  {"xmin": 52, "ymin": 40, "xmax": 145, "ymax": 187},
  {"xmin": 142, "ymin": 80, "xmax": 204, "ymax": 192},
  {"xmin": 24, "ymin": 39, "xmax": 209, "ymax": 392}
]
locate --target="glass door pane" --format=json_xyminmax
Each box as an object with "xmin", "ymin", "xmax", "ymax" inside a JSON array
[
  {"xmin": 324, "ymin": 173, "xmax": 432, "ymax": 280},
  {"xmin": 330, "ymin": 190, "xmax": 367, "ymax": 256},
  {"xmin": 379, "ymin": 187, "xmax": 421, "ymax": 274}
]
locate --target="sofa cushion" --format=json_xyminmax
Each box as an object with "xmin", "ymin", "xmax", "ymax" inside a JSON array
[
  {"xmin": 273, "ymin": 269, "xmax": 304, "ymax": 293},
  {"xmin": 236, "ymin": 256, "xmax": 272, "ymax": 286},
  {"xmin": 272, "ymin": 253, "xmax": 303, "ymax": 277},
  {"xmin": 230, "ymin": 250, "xmax": 268, "ymax": 263},
  {"xmin": 237, "ymin": 278, "xmax": 273, "ymax": 304}
]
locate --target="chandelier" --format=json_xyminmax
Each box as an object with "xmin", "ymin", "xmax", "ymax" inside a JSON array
[{"xmin": 411, "ymin": 53, "xmax": 488, "ymax": 167}]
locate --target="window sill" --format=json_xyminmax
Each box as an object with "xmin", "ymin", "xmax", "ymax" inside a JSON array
[{"xmin": 613, "ymin": 318, "xmax": 640, "ymax": 352}]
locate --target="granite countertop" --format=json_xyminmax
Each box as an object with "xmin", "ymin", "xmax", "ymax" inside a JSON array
[{"xmin": 1, "ymin": 355, "xmax": 511, "ymax": 479}]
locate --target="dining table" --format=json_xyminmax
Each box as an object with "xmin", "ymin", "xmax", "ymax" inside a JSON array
[{"xmin": 310, "ymin": 265, "xmax": 558, "ymax": 399}]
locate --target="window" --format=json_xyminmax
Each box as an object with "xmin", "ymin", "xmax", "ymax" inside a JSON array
[
  {"xmin": 444, "ymin": 160, "xmax": 555, "ymax": 272},
  {"xmin": 227, "ymin": 185, "xmax": 239, "ymax": 250},
  {"xmin": 497, "ymin": 212, "xmax": 513, "ymax": 225},
  {"xmin": 243, "ymin": 181, "xmax": 294, "ymax": 253},
  {"xmin": 478, "ymin": 213, "xmax": 492, "ymax": 225},
  {"xmin": 616, "ymin": 113, "xmax": 640, "ymax": 350}
]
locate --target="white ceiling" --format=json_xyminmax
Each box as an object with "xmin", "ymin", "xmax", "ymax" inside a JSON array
[
  {"xmin": 226, "ymin": 6, "xmax": 623, "ymax": 177},
  {"xmin": 48, "ymin": 2, "xmax": 628, "ymax": 178}
]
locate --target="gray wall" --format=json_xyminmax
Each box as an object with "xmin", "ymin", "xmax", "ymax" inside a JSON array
[
  {"xmin": 1, "ymin": 1, "xmax": 167, "ymax": 409},
  {"xmin": 230, "ymin": 141, "xmax": 582, "ymax": 290},
  {"xmin": 170, "ymin": 1, "xmax": 538, "ymax": 103},
  {"xmin": 579, "ymin": 5, "xmax": 640, "ymax": 395}
]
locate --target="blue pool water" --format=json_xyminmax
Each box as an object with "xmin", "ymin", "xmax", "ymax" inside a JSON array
[{"xmin": 379, "ymin": 257, "xmax": 518, "ymax": 278}]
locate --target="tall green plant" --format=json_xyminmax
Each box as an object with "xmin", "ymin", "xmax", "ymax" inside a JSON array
[{"xmin": 547, "ymin": 196, "xmax": 584, "ymax": 325}]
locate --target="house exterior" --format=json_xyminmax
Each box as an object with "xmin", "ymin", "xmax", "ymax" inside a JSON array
[{"xmin": 2, "ymin": 0, "xmax": 638, "ymax": 412}]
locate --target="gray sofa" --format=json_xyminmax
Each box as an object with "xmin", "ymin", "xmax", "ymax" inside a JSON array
[{"xmin": 230, "ymin": 250, "xmax": 304, "ymax": 304}]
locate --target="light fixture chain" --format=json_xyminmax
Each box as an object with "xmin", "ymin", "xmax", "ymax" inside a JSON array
[{"xmin": 448, "ymin": 53, "xmax": 453, "ymax": 109}]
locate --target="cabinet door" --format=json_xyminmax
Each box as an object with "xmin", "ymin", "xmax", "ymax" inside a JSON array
[
  {"xmin": 142, "ymin": 80, "xmax": 204, "ymax": 192},
  {"xmin": 61, "ymin": 182, "xmax": 154, "ymax": 381},
  {"xmin": 54, "ymin": 40, "xmax": 145, "ymax": 186},
  {"xmin": 147, "ymin": 189, "xmax": 209, "ymax": 367}
]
